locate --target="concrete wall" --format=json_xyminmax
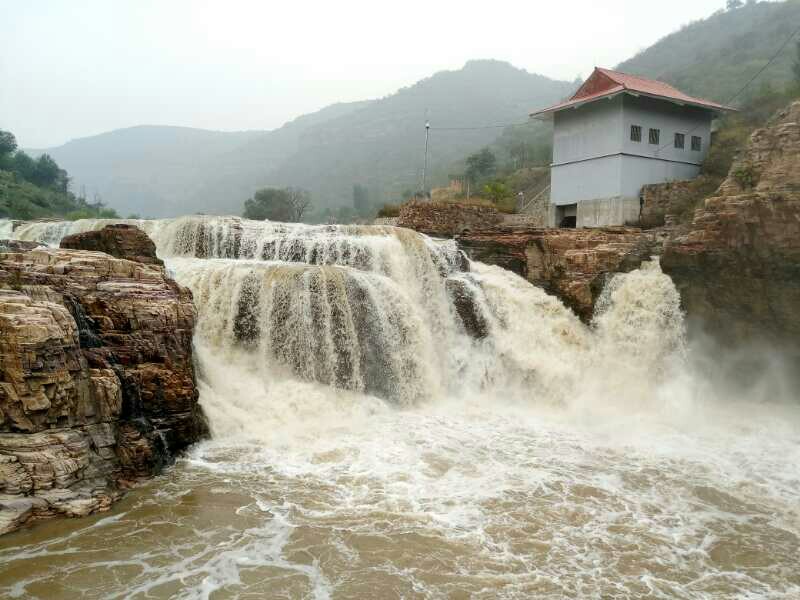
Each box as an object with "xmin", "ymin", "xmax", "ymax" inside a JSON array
[
  {"xmin": 621, "ymin": 95, "xmax": 711, "ymax": 165},
  {"xmin": 551, "ymin": 155, "xmax": 622, "ymax": 205},
  {"xmin": 546, "ymin": 197, "xmax": 640, "ymax": 229},
  {"xmin": 552, "ymin": 96, "xmax": 623, "ymax": 166},
  {"xmin": 620, "ymin": 155, "xmax": 700, "ymax": 199},
  {"xmin": 576, "ymin": 197, "xmax": 640, "ymax": 228}
]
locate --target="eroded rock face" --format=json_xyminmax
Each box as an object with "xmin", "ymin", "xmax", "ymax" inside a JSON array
[
  {"xmin": 457, "ymin": 226, "xmax": 655, "ymax": 321},
  {"xmin": 662, "ymin": 101, "xmax": 800, "ymax": 348},
  {"xmin": 397, "ymin": 201, "xmax": 503, "ymax": 238},
  {"xmin": 60, "ymin": 224, "xmax": 163, "ymax": 266},
  {"xmin": 0, "ymin": 247, "xmax": 207, "ymax": 534}
]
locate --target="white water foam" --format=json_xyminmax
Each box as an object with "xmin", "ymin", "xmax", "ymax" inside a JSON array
[{"xmin": 0, "ymin": 219, "xmax": 12, "ymax": 239}]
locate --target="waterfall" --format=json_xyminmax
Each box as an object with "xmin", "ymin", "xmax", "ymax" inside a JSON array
[
  {"xmin": 9, "ymin": 215, "xmax": 687, "ymax": 416},
  {"xmin": 0, "ymin": 219, "xmax": 12, "ymax": 239},
  {"xmin": 7, "ymin": 216, "xmax": 800, "ymax": 600}
]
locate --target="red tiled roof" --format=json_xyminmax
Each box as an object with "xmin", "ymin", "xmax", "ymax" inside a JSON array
[{"xmin": 532, "ymin": 67, "xmax": 735, "ymax": 117}]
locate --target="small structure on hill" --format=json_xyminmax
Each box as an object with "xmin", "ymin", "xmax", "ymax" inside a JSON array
[{"xmin": 532, "ymin": 67, "xmax": 734, "ymax": 227}]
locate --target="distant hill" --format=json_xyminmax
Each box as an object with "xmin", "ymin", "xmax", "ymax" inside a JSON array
[
  {"xmin": 616, "ymin": 0, "xmax": 800, "ymax": 104},
  {"xmin": 41, "ymin": 0, "xmax": 800, "ymax": 219},
  {"xmin": 36, "ymin": 101, "xmax": 371, "ymax": 218},
  {"xmin": 460, "ymin": 1, "xmax": 800, "ymax": 185},
  {"xmin": 37, "ymin": 61, "xmax": 572, "ymax": 217}
]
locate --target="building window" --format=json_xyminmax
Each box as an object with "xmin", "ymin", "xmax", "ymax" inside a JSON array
[
  {"xmin": 674, "ymin": 133, "xmax": 685, "ymax": 149},
  {"xmin": 630, "ymin": 125, "xmax": 642, "ymax": 142},
  {"xmin": 649, "ymin": 128, "xmax": 660, "ymax": 145},
  {"xmin": 691, "ymin": 135, "xmax": 702, "ymax": 151}
]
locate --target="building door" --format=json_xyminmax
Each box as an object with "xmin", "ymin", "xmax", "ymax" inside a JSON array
[{"xmin": 556, "ymin": 203, "xmax": 577, "ymax": 228}]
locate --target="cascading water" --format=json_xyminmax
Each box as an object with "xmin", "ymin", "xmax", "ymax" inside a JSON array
[
  {"xmin": 0, "ymin": 219, "xmax": 12, "ymax": 239},
  {"xmin": 3, "ymin": 216, "xmax": 799, "ymax": 599}
]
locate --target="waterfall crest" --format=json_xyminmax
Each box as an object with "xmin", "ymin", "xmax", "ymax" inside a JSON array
[{"xmin": 10, "ymin": 216, "xmax": 687, "ymax": 414}]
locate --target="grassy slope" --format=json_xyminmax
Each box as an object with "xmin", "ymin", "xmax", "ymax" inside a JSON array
[
  {"xmin": 616, "ymin": 1, "xmax": 800, "ymax": 103},
  {"xmin": 0, "ymin": 170, "xmax": 117, "ymax": 220}
]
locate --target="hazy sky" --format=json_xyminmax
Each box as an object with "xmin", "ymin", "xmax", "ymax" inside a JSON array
[{"xmin": 2, "ymin": 0, "xmax": 732, "ymax": 148}]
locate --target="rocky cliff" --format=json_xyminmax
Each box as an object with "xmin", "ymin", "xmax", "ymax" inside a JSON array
[
  {"xmin": 0, "ymin": 226, "xmax": 206, "ymax": 534},
  {"xmin": 457, "ymin": 226, "xmax": 655, "ymax": 321},
  {"xmin": 662, "ymin": 101, "xmax": 800, "ymax": 349}
]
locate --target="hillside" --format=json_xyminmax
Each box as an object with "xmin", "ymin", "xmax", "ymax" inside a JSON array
[
  {"xmin": 1, "ymin": 130, "xmax": 119, "ymax": 221},
  {"xmin": 37, "ymin": 101, "xmax": 371, "ymax": 218},
  {"xmin": 38, "ymin": 62, "xmax": 572, "ymax": 218},
  {"xmin": 262, "ymin": 60, "xmax": 573, "ymax": 210},
  {"xmin": 616, "ymin": 0, "xmax": 800, "ymax": 103},
  {"xmin": 455, "ymin": 0, "xmax": 800, "ymax": 202}
]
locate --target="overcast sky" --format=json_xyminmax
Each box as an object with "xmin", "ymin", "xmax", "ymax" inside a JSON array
[{"xmin": 2, "ymin": 0, "xmax": 732, "ymax": 148}]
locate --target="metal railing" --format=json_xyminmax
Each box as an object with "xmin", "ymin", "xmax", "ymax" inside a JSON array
[{"xmin": 518, "ymin": 185, "xmax": 550, "ymax": 214}]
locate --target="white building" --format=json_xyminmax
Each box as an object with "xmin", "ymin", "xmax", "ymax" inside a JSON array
[{"xmin": 533, "ymin": 68, "xmax": 734, "ymax": 227}]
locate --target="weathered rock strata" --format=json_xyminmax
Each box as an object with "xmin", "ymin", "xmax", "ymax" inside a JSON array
[
  {"xmin": 662, "ymin": 101, "xmax": 800, "ymax": 349},
  {"xmin": 60, "ymin": 223, "xmax": 163, "ymax": 266},
  {"xmin": 0, "ymin": 235, "xmax": 206, "ymax": 534},
  {"xmin": 457, "ymin": 226, "xmax": 655, "ymax": 321},
  {"xmin": 397, "ymin": 200, "xmax": 503, "ymax": 238}
]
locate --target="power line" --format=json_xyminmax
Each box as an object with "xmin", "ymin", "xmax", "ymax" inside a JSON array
[
  {"xmin": 650, "ymin": 21, "xmax": 800, "ymax": 155},
  {"xmin": 430, "ymin": 21, "xmax": 800, "ymax": 141},
  {"xmin": 726, "ymin": 22, "xmax": 800, "ymax": 105},
  {"xmin": 429, "ymin": 121, "xmax": 533, "ymax": 131},
  {"xmin": 418, "ymin": 20, "xmax": 800, "ymax": 189}
]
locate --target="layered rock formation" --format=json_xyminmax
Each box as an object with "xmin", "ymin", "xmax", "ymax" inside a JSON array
[
  {"xmin": 60, "ymin": 223, "xmax": 163, "ymax": 266},
  {"xmin": 457, "ymin": 226, "xmax": 655, "ymax": 321},
  {"xmin": 662, "ymin": 101, "xmax": 800, "ymax": 348},
  {"xmin": 0, "ymin": 231, "xmax": 206, "ymax": 534},
  {"xmin": 397, "ymin": 201, "xmax": 503, "ymax": 237},
  {"xmin": 640, "ymin": 176, "xmax": 721, "ymax": 229}
]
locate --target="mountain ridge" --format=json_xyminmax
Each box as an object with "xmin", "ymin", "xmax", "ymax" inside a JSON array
[
  {"xmin": 36, "ymin": 0, "xmax": 800, "ymax": 219},
  {"xmin": 37, "ymin": 61, "xmax": 571, "ymax": 217}
]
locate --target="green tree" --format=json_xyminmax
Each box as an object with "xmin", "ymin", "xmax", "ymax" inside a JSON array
[
  {"xmin": 11, "ymin": 151, "xmax": 37, "ymax": 181},
  {"xmin": 465, "ymin": 147, "xmax": 497, "ymax": 184},
  {"xmin": 244, "ymin": 188, "xmax": 294, "ymax": 221},
  {"xmin": 32, "ymin": 154, "xmax": 61, "ymax": 187},
  {"xmin": 726, "ymin": 0, "xmax": 743, "ymax": 10},
  {"xmin": 0, "ymin": 130, "xmax": 17, "ymax": 157},
  {"xmin": 243, "ymin": 187, "xmax": 312, "ymax": 222},
  {"xmin": 353, "ymin": 184, "xmax": 371, "ymax": 216},
  {"xmin": 286, "ymin": 186, "xmax": 313, "ymax": 221},
  {"xmin": 482, "ymin": 180, "xmax": 511, "ymax": 204}
]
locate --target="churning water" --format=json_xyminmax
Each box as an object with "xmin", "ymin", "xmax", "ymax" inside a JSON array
[{"xmin": 2, "ymin": 217, "xmax": 799, "ymax": 599}]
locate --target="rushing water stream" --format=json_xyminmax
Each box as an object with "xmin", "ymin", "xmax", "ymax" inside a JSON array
[{"xmin": 1, "ymin": 217, "xmax": 799, "ymax": 599}]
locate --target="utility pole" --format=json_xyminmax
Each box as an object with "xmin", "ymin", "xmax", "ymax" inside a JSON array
[{"xmin": 421, "ymin": 120, "xmax": 430, "ymax": 200}]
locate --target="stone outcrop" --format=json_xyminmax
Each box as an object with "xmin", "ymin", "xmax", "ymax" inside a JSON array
[
  {"xmin": 0, "ymin": 240, "xmax": 41, "ymax": 253},
  {"xmin": 0, "ymin": 241, "xmax": 206, "ymax": 534},
  {"xmin": 60, "ymin": 224, "xmax": 163, "ymax": 265},
  {"xmin": 662, "ymin": 101, "xmax": 800, "ymax": 348},
  {"xmin": 446, "ymin": 277, "xmax": 489, "ymax": 339},
  {"xmin": 457, "ymin": 226, "xmax": 655, "ymax": 321},
  {"xmin": 397, "ymin": 201, "xmax": 503, "ymax": 238},
  {"xmin": 640, "ymin": 176, "xmax": 721, "ymax": 228}
]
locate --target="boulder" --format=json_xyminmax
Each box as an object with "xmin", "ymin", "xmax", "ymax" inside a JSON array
[
  {"xmin": 0, "ymin": 247, "xmax": 207, "ymax": 533},
  {"xmin": 446, "ymin": 277, "xmax": 489, "ymax": 339},
  {"xmin": 60, "ymin": 224, "xmax": 163, "ymax": 265}
]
